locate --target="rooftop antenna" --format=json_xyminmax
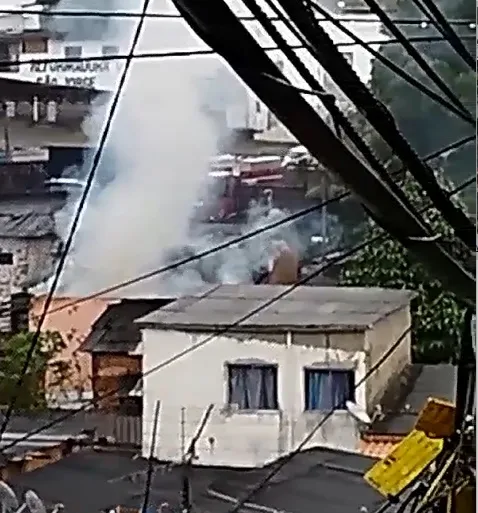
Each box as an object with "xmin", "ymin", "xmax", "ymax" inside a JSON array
[
  {"xmin": 181, "ymin": 404, "xmax": 214, "ymax": 513},
  {"xmin": 141, "ymin": 400, "xmax": 161, "ymax": 513}
]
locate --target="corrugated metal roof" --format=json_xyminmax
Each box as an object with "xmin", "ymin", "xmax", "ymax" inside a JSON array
[
  {"xmin": 137, "ymin": 284, "xmax": 414, "ymax": 332},
  {"xmin": 0, "ymin": 196, "xmax": 64, "ymax": 238}
]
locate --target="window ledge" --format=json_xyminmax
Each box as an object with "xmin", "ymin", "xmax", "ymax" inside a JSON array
[
  {"xmin": 302, "ymin": 409, "xmax": 349, "ymax": 415},
  {"xmin": 220, "ymin": 406, "xmax": 281, "ymax": 416}
]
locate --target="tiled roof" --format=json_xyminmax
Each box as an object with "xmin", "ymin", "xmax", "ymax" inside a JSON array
[{"xmin": 359, "ymin": 435, "xmax": 402, "ymax": 459}]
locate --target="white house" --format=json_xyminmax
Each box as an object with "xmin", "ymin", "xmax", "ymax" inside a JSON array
[{"xmin": 137, "ymin": 284, "xmax": 413, "ymax": 468}]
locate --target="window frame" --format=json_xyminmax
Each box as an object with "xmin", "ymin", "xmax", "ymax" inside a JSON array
[
  {"xmin": 21, "ymin": 37, "xmax": 48, "ymax": 54},
  {"xmin": 101, "ymin": 45, "xmax": 119, "ymax": 56},
  {"xmin": 64, "ymin": 45, "xmax": 83, "ymax": 58},
  {"xmin": 303, "ymin": 367, "xmax": 355, "ymax": 412},
  {"xmin": 226, "ymin": 362, "xmax": 279, "ymax": 411}
]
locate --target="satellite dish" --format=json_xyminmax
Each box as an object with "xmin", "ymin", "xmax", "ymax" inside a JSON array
[
  {"xmin": 0, "ymin": 482, "xmax": 19, "ymax": 512},
  {"xmin": 24, "ymin": 491, "xmax": 46, "ymax": 513},
  {"xmin": 345, "ymin": 400, "xmax": 372, "ymax": 425}
]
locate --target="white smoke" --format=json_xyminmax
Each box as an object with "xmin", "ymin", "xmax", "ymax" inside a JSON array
[
  {"xmin": 56, "ymin": 0, "xmax": 221, "ymax": 296},
  {"xmin": 49, "ymin": 0, "xmax": 343, "ymax": 297}
]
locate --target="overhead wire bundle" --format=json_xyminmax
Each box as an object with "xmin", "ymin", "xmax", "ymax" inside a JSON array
[
  {"xmin": 0, "ymin": 2, "xmax": 474, "ymax": 509},
  {"xmin": 172, "ymin": 0, "xmax": 474, "ymax": 302}
]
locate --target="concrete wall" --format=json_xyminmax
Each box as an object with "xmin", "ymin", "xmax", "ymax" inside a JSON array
[
  {"xmin": 365, "ymin": 306, "xmax": 412, "ymax": 409},
  {"xmin": 30, "ymin": 295, "xmax": 112, "ymax": 406},
  {"xmin": 141, "ymin": 329, "xmax": 367, "ymax": 467}
]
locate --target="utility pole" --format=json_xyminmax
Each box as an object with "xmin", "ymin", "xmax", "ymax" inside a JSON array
[
  {"xmin": 180, "ymin": 404, "xmax": 214, "ymax": 513},
  {"xmin": 141, "ymin": 400, "xmax": 161, "ymax": 513}
]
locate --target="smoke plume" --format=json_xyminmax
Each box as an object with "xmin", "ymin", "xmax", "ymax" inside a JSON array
[
  {"xmin": 52, "ymin": 0, "xmax": 343, "ymax": 297},
  {"xmin": 57, "ymin": 0, "xmax": 220, "ymax": 296}
]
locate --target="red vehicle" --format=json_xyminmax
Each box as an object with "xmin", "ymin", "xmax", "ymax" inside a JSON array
[{"xmin": 198, "ymin": 154, "xmax": 309, "ymax": 222}]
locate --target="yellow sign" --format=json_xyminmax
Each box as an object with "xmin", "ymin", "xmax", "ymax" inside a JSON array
[{"xmin": 364, "ymin": 429, "xmax": 444, "ymax": 497}]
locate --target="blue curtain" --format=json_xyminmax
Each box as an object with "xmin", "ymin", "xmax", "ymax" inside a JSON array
[
  {"xmin": 305, "ymin": 370, "xmax": 352, "ymax": 410},
  {"xmin": 228, "ymin": 365, "xmax": 277, "ymax": 409}
]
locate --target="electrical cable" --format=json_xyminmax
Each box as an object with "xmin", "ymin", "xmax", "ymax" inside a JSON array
[
  {"xmin": 223, "ymin": 175, "xmax": 473, "ymax": 512},
  {"xmin": 0, "ymin": 35, "xmax": 471, "ymax": 70},
  {"xmin": 245, "ymin": 0, "xmax": 438, "ymax": 232},
  {"xmin": 0, "ymin": 174, "xmax": 472, "ymax": 456},
  {"xmin": 279, "ymin": 0, "xmax": 475, "ymax": 251},
  {"xmin": 407, "ymin": 0, "xmax": 475, "ymax": 69},
  {"xmin": 173, "ymin": 0, "xmax": 475, "ymax": 303},
  {"xmin": 1, "ymin": 7, "xmax": 474, "ymax": 24},
  {"xmin": 342, "ymin": 0, "xmax": 471, "ymax": 118},
  {"xmin": 42, "ymin": 133, "xmax": 474, "ymax": 319},
  {"xmin": 0, "ymin": 0, "xmax": 153, "ymax": 443},
  {"xmin": 303, "ymin": 2, "xmax": 474, "ymax": 122}
]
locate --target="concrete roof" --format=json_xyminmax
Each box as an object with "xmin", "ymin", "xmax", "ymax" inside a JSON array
[
  {"xmin": 137, "ymin": 284, "xmax": 414, "ymax": 333},
  {"xmin": 372, "ymin": 364, "xmax": 457, "ymax": 435},
  {"xmin": 8, "ymin": 447, "xmax": 382, "ymax": 513}
]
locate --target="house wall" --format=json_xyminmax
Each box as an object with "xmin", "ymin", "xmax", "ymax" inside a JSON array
[
  {"xmin": 0, "ymin": 236, "xmax": 58, "ymax": 290},
  {"xmin": 141, "ymin": 329, "xmax": 368, "ymax": 467},
  {"xmin": 365, "ymin": 306, "xmax": 412, "ymax": 409},
  {"xmin": 30, "ymin": 296, "xmax": 112, "ymax": 407}
]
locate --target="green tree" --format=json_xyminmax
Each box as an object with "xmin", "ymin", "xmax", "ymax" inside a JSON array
[
  {"xmin": 369, "ymin": 0, "xmax": 475, "ymax": 211},
  {"xmin": 0, "ymin": 330, "xmax": 69, "ymax": 409},
  {"xmin": 339, "ymin": 168, "xmax": 469, "ymax": 362}
]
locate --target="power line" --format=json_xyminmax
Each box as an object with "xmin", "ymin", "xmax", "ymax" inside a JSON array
[
  {"xmin": 408, "ymin": 0, "xmax": 475, "ymax": 69},
  {"xmin": 0, "ymin": 35, "xmax": 471, "ymax": 70},
  {"xmin": 175, "ymin": 0, "xmax": 473, "ymax": 302},
  {"xmin": 245, "ymin": 0, "xmax": 417, "ymax": 219},
  {"xmin": 352, "ymin": 0, "xmax": 472, "ymax": 119},
  {"xmin": 0, "ymin": 7, "xmax": 474, "ymax": 25},
  {"xmin": 306, "ymin": 2, "xmax": 474, "ymax": 123},
  {"xmin": 245, "ymin": 0, "xmax": 456, "ymax": 249},
  {"xmin": 283, "ymin": 0, "xmax": 475, "ymax": 251},
  {"xmin": 0, "ymin": 173, "xmax": 473, "ymax": 456},
  {"xmin": 42, "ymin": 133, "xmax": 474, "ymax": 319},
  {"xmin": 0, "ymin": 0, "xmax": 153, "ymax": 443}
]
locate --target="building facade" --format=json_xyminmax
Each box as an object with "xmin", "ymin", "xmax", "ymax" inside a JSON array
[
  {"xmin": 0, "ymin": 3, "xmax": 387, "ymax": 136},
  {"xmin": 138, "ymin": 284, "xmax": 413, "ymax": 467}
]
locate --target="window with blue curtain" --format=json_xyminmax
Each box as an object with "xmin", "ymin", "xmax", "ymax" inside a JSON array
[
  {"xmin": 304, "ymin": 368, "xmax": 355, "ymax": 411},
  {"xmin": 227, "ymin": 363, "xmax": 278, "ymax": 410}
]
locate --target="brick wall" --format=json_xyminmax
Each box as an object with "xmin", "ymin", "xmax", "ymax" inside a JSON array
[{"xmin": 92, "ymin": 353, "xmax": 141, "ymax": 411}]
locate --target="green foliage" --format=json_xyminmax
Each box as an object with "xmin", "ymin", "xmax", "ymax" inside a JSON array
[
  {"xmin": 0, "ymin": 330, "xmax": 69, "ymax": 409},
  {"xmin": 339, "ymin": 169, "xmax": 468, "ymax": 362},
  {"xmin": 369, "ymin": 0, "xmax": 475, "ymax": 211}
]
